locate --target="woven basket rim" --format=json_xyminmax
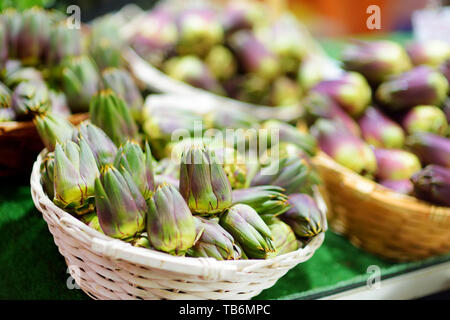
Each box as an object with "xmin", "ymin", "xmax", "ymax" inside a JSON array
[
  {"xmin": 0, "ymin": 113, "xmax": 89, "ymax": 134},
  {"xmin": 313, "ymin": 151, "xmax": 450, "ymax": 215},
  {"xmin": 31, "ymin": 150, "xmax": 326, "ymax": 279}
]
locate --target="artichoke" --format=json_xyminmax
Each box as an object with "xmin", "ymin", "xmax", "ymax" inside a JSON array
[
  {"xmin": 411, "ymin": 165, "xmax": 450, "ymax": 206},
  {"xmin": 406, "ymin": 132, "xmax": 450, "ymax": 168},
  {"xmin": 379, "ymin": 179, "xmax": 413, "ymax": 195},
  {"xmin": 53, "ymin": 139, "xmax": 99, "ymax": 216},
  {"xmin": 179, "ymin": 145, "xmax": 232, "ymax": 215},
  {"xmin": 232, "ymin": 185, "xmax": 290, "ymax": 218},
  {"xmin": 205, "ymin": 45, "xmax": 237, "ymax": 80},
  {"xmin": 0, "ymin": 82, "xmax": 12, "ymax": 109},
  {"xmin": 46, "ymin": 20, "xmax": 82, "ymax": 66},
  {"xmin": 374, "ymin": 148, "xmax": 421, "ymax": 181},
  {"xmin": 40, "ymin": 152, "xmax": 55, "ymax": 199},
  {"xmin": 95, "ymin": 164, "xmax": 146, "ymax": 239},
  {"xmin": 265, "ymin": 217, "xmax": 298, "ymax": 255},
  {"xmin": 406, "ymin": 40, "xmax": 450, "ymax": 68},
  {"xmin": 402, "ymin": 105, "xmax": 448, "ymax": 136},
  {"xmin": 220, "ymin": 204, "xmax": 276, "ymax": 259},
  {"xmin": 146, "ymin": 183, "xmax": 196, "ymax": 255},
  {"xmin": 89, "ymin": 89, "xmax": 139, "ymax": 147},
  {"xmin": 80, "ymin": 212, "xmax": 104, "ymax": 234},
  {"xmin": 187, "ymin": 217, "xmax": 241, "ymax": 260},
  {"xmin": 114, "ymin": 140, "xmax": 155, "ymax": 200},
  {"xmin": 280, "ymin": 193, "xmax": 324, "ymax": 238},
  {"xmin": 34, "ymin": 112, "xmax": 75, "ymax": 152}
]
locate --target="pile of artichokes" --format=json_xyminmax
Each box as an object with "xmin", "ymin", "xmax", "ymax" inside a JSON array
[
  {"xmin": 129, "ymin": 0, "xmax": 328, "ymax": 107},
  {"xmin": 304, "ymin": 39, "xmax": 450, "ymax": 206}
]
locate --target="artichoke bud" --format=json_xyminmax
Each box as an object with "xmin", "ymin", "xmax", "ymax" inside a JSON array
[
  {"xmin": 90, "ymin": 39, "xmax": 123, "ymax": 71},
  {"xmin": 179, "ymin": 145, "xmax": 232, "ymax": 215},
  {"xmin": 376, "ymin": 66, "xmax": 449, "ymax": 111},
  {"xmin": 406, "ymin": 40, "xmax": 450, "ymax": 68},
  {"xmin": 297, "ymin": 55, "xmax": 330, "ymax": 91},
  {"xmin": 0, "ymin": 82, "xmax": 12, "ymax": 109},
  {"xmin": 12, "ymin": 81, "xmax": 50, "ymax": 119},
  {"xmin": 232, "ymin": 185, "xmax": 290, "ymax": 218},
  {"xmin": 374, "ymin": 148, "xmax": 421, "ymax": 181},
  {"xmin": 101, "ymin": 68, "xmax": 143, "ymax": 123},
  {"xmin": 75, "ymin": 121, "xmax": 118, "ymax": 166},
  {"xmin": 342, "ymin": 40, "xmax": 411, "ymax": 84},
  {"xmin": 250, "ymin": 155, "xmax": 317, "ymax": 195},
  {"xmin": 411, "ymin": 165, "xmax": 450, "ymax": 206},
  {"xmin": 359, "ymin": 106, "xmax": 405, "ymax": 148},
  {"xmin": 212, "ymin": 147, "xmax": 248, "ymax": 190},
  {"xmin": 219, "ymin": 204, "xmax": 276, "ymax": 259},
  {"xmin": 95, "ymin": 164, "xmax": 146, "ymax": 240},
  {"xmin": 228, "ymin": 30, "xmax": 280, "ymax": 80},
  {"xmin": 40, "ymin": 152, "xmax": 55, "ymax": 199},
  {"xmin": 146, "ymin": 183, "xmax": 196, "ymax": 255},
  {"xmin": 265, "ymin": 217, "xmax": 298, "ymax": 255},
  {"xmin": 205, "ymin": 45, "xmax": 237, "ymax": 80},
  {"xmin": 62, "ymin": 55, "xmax": 100, "ymax": 113},
  {"xmin": 4, "ymin": 67, "xmax": 44, "ymax": 89},
  {"xmin": 260, "ymin": 120, "xmax": 317, "ymax": 157},
  {"xmin": 89, "ymin": 89, "xmax": 140, "ymax": 147},
  {"xmin": 222, "ymin": 1, "xmax": 266, "ymax": 33},
  {"xmin": 379, "ymin": 179, "xmax": 413, "ymax": 195},
  {"xmin": 405, "ymin": 132, "xmax": 450, "ymax": 168},
  {"xmin": 311, "ymin": 72, "xmax": 371, "ymax": 117},
  {"xmin": 130, "ymin": 232, "xmax": 152, "ymax": 249},
  {"xmin": 270, "ymin": 76, "xmax": 302, "ymax": 107},
  {"xmin": 46, "ymin": 20, "xmax": 82, "ymax": 66},
  {"xmin": 402, "ymin": 105, "xmax": 448, "ymax": 136},
  {"xmin": 176, "ymin": 8, "xmax": 224, "ymax": 57},
  {"xmin": 163, "ymin": 55, "xmax": 225, "ymax": 95},
  {"xmin": 34, "ymin": 112, "xmax": 75, "ymax": 152},
  {"xmin": 114, "ymin": 140, "xmax": 155, "ymax": 200},
  {"xmin": 311, "ymin": 119, "xmax": 377, "ymax": 177},
  {"xmin": 187, "ymin": 217, "xmax": 241, "ymax": 260},
  {"xmin": 281, "ymin": 193, "xmax": 324, "ymax": 238},
  {"xmin": 80, "ymin": 212, "xmax": 104, "ymax": 234},
  {"xmin": 303, "ymin": 92, "xmax": 361, "ymax": 137},
  {"xmin": 54, "ymin": 139, "xmax": 100, "ymax": 215}
]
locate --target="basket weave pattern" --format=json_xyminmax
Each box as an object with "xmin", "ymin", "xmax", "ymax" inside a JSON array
[
  {"xmin": 313, "ymin": 152, "xmax": 450, "ymax": 262},
  {"xmin": 31, "ymin": 152, "xmax": 325, "ymax": 300}
]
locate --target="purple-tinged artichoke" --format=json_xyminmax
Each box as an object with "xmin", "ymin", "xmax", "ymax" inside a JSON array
[
  {"xmin": 311, "ymin": 119, "xmax": 377, "ymax": 177},
  {"xmin": 187, "ymin": 217, "xmax": 241, "ymax": 260},
  {"xmin": 232, "ymin": 185, "xmax": 289, "ymax": 218},
  {"xmin": 89, "ymin": 89, "xmax": 139, "ymax": 147},
  {"xmin": 297, "ymin": 55, "xmax": 331, "ymax": 91},
  {"xmin": 75, "ymin": 121, "xmax": 118, "ymax": 166},
  {"xmin": 280, "ymin": 193, "xmax": 324, "ymax": 238},
  {"xmin": 228, "ymin": 30, "xmax": 280, "ymax": 80},
  {"xmin": 205, "ymin": 45, "xmax": 237, "ymax": 80},
  {"xmin": 359, "ymin": 106, "xmax": 405, "ymax": 148},
  {"xmin": 311, "ymin": 72, "xmax": 372, "ymax": 117},
  {"xmin": 12, "ymin": 81, "xmax": 50, "ymax": 119},
  {"xmin": 34, "ymin": 112, "xmax": 75, "ymax": 152},
  {"xmin": 175, "ymin": 8, "xmax": 224, "ymax": 57},
  {"xmin": 114, "ymin": 140, "xmax": 155, "ymax": 200},
  {"xmin": 303, "ymin": 93, "xmax": 361, "ymax": 137},
  {"xmin": 374, "ymin": 148, "xmax": 421, "ymax": 181},
  {"xmin": 376, "ymin": 66, "xmax": 449, "ymax": 111},
  {"xmin": 265, "ymin": 217, "xmax": 298, "ymax": 255},
  {"xmin": 62, "ymin": 55, "xmax": 100, "ymax": 113},
  {"xmin": 219, "ymin": 204, "xmax": 276, "ymax": 259},
  {"xmin": 101, "ymin": 68, "xmax": 143, "ymax": 123},
  {"xmin": 54, "ymin": 139, "xmax": 99, "ymax": 216},
  {"xmin": 95, "ymin": 165, "xmax": 146, "ymax": 239},
  {"xmin": 411, "ymin": 165, "xmax": 450, "ymax": 206},
  {"xmin": 379, "ymin": 179, "xmax": 413, "ymax": 195},
  {"xmin": 17, "ymin": 7, "xmax": 51, "ymax": 65},
  {"xmin": 406, "ymin": 132, "xmax": 450, "ymax": 167},
  {"xmin": 342, "ymin": 40, "xmax": 411, "ymax": 84},
  {"xmin": 406, "ymin": 40, "xmax": 450, "ymax": 68},
  {"xmin": 221, "ymin": 1, "xmax": 266, "ymax": 33},
  {"xmin": 80, "ymin": 212, "xmax": 104, "ymax": 234},
  {"xmin": 46, "ymin": 20, "xmax": 81, "ymax": 66},
  {"xmin": 402, "ymin": 105, "xmax": 447, "ymax": 136},
  {"xmin": 179, "ymin": 145, "xmax": 232, "ymax": 216},
  {"xmin": 146, "ymin": 183, "xmax": 196, "ymax": 255},
  {"xmin": 5, "ymin": 67, "xmax": 44, "ymax": 89}
]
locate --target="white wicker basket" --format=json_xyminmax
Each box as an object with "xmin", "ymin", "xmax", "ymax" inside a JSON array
[{"xmin": 30, "ymin": 151, "xmax": 326, "ymax": 300}]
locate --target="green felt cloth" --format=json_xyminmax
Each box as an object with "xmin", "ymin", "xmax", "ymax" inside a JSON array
[{"xmin": 1, "ymin": 32, "xmax": 448, "ymax": 300}]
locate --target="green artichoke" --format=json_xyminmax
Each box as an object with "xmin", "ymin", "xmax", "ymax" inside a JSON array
[
  {"xmin": 34, "ymin": 112, "xmax": 75, "ymax": 152},
  {"xmin": 232, "ymin": 186, "xmax": 290, "ymax": 218},
  {"xmin": 11, "ymin": 81, "xmax": 50, "ymax": 119},
  {"xmin": 220, "ymin": 204, "xmax": 276, "ymax": 259},
  {"xmin": 265, "ymin": 217, "xmax": 298, "ymax": 256},
  {"xmin": 40, "ymin": 152, "xmax": 55, "ymax": 199},
  {"xmin": 146, "ymin": 183, "xmax": 196, "ymax": 255}
]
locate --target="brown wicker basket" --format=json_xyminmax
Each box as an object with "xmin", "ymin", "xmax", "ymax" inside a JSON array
[
  {"xmin": 0, "ymin": 113, "xmax": 88, "ymax": 176},
  {"xmin": 312, "ymin": 151, "xmax": 450, "ymax": 262}
]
